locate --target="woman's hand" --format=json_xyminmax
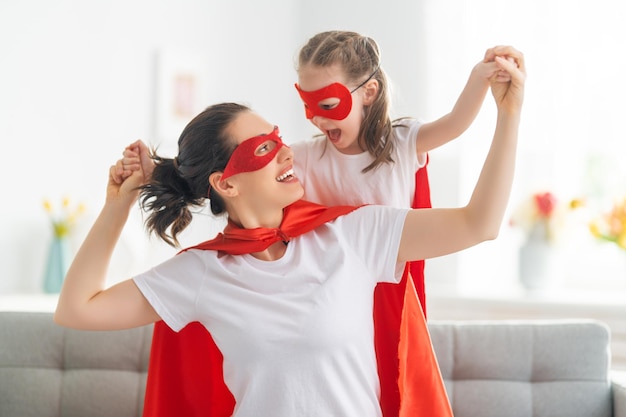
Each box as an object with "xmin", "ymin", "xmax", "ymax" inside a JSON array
[{"xmin": 486, "ymin": 46, "xmax": 526, "ymax": 115}]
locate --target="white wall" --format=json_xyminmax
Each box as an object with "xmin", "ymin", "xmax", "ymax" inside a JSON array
[
  {"xmin": 0, "ymin": 0, "xmax": 303, "ymax": 293},
  {"xmin": 2, "ymin": 0, "xmax": 625, "ymax": 297},
  {"xmin": 0, "ymin": 0, "xmax": 440, "ymax": 294}
]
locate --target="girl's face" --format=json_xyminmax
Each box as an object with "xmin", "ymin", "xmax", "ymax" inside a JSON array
[
  {"xmin": 296, "ymin": 64, "xmax": 368, "ymax": 155},
  {"xmin": 222, "ymin": 111, "xmax": 303, "ymax": 216}
]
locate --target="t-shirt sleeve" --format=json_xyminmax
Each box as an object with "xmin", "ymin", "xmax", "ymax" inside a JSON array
[
  {"xmin": 407, "ymin": 119, "xmax": 427, "ymax": 169},
  {"xmin": 335, "ymin": 205, "xmax": 409, "ymax": 284},
  {"xmin": 133, "ymin": 250, "xmax": 207, "ymax": 332}
]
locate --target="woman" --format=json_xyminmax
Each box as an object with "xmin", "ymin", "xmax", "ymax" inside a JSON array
[{"xmin": 54, "ymin": 48, "xmax": 524, "ymax": 417}]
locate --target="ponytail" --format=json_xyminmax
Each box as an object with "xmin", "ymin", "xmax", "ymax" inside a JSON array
[{"xmin": 139, "ymin": 102, "xmax": 250, "ymax": 247}]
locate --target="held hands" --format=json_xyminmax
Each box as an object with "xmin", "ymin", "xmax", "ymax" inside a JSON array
[
  {"xmin": 473, "ymin": 50, "xmax": 512, "ymax": 84},
  {"xmin": 107, "ymin": 139, "xmax": 153, "ymax": 206},
  {"xmin": 485, "ymin": 46, "xmax": 526, "ymax": 115},
  {"xmin": 473, "ymin": 45, "xmax": 523, "ymax": 85},
  {"xmin": 113, "ymin": 139, "xmax": 155, "ymax": 182}
]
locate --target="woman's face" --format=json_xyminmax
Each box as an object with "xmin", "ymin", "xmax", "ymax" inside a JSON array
[{"xmin": 223, "ymin": 111, "xmax": 303, "ymax": 211}]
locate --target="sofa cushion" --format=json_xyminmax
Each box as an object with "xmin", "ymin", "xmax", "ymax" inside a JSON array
[
  {"xmin": 428, "ymin": 319, "xmax": 612, "ymax": 417},
  {"xmin": 0, "ymin": 311, "xmax": 152, "ymax": 417}
]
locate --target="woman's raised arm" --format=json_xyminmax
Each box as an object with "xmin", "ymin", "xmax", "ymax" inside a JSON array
[
  {"xmin": 398, "ymin": 46, "xmax": 525, "ymax": 263},
  {"xmin": 55, "ymin": 143, "xmax": 160, "ymax": 330}
]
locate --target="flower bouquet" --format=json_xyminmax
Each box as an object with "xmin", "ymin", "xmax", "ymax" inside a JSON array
[
  {"xmin": 43, "ymin": 197, "xmax": 85, "ymax": 239},
  {"xmin": 509, "ymin": 191, "xmax": 582, "ymax": 245},
  {"xmin": 510, "ymin": 191, "xmax": 583, "ymax": 290}
]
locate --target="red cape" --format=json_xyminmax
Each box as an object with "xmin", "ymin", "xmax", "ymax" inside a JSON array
[{"xmin": 143, "ymin": 165, "xmax": 452, "ymax": 417}]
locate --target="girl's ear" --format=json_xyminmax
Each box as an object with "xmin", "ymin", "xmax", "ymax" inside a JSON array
[
  {"xmin": 362, "ymin": 79, "xmax": 379, "ymax": 105},
  {"xmin": 209, "ymin": 172, "xmax": 238, "ymax": 198}
]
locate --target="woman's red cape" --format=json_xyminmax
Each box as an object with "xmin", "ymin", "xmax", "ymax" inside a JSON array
[{"xmin": 142, "ymin": 165, "xmax": 452, "ymax": 417}]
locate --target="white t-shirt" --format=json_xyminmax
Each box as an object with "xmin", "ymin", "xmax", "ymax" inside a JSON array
[
  {"xmin": 134, "ymin": 205, "xmax": 409, "ymax": 417},
  {"xmin": 292, "ymin": 119, "xmax": 425, "ymax": 207}
]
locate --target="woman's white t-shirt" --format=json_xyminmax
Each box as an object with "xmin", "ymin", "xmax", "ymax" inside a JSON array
[
  {"xmin": 133, "ymin": 205, "xmax": 409, "ymax": 417},
  {"xmin": 291, "ymin": 119, "xmax": 424, "ymax": 208}
]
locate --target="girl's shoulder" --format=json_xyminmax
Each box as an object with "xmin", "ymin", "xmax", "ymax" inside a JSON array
[
  {"xmin": 391, "ymin": 116, "xmax": 421, "ymax": 130},
  {"xmin": 391, "ymin": 117, "xmax": 422, "ymax": 150}
]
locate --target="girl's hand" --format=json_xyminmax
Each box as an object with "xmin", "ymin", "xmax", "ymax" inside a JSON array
[
  {"xmin": 473, "ymin": 45, "xmax": 517, "ymax": 83},
  {"xmin": 107, "ymin": 160, "xmax": 145, "ymax": 207},
  {"xmin": 473, "ymin": 59, "xmax": 509, "ymax": 83},
  {"xmin": 484, "ymin": 46, "xmax": 520, "ymax": 83},
  {"xmin": 113, "ymin": 140, "xmax": 155, "ymax": 183},
  {"xmin": 108, "ymin": 140, "xmax": 154, "ymax": 206}
]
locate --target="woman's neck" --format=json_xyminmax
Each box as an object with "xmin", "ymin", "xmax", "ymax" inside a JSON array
[
  {"xmin": 228, "ymin": 206, "xmax": 284, "ymax": 230},
  {"xmin": 250, "ymin": 240, "xmax": 288, "ymax": 261}
]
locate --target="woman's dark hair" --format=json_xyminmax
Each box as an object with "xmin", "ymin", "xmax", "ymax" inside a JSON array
[
  {"xmin": 297, "ymin": 30, "xmax": 394, "ymax": 173},
  {"xmin": 139, "ymin": 102, "xmax": 250, "ymax": 247}
]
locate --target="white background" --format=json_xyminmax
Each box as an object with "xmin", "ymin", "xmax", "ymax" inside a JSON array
[{"xmin": 1, "ymin": 0, "xmax": 625, "ymax": 298}]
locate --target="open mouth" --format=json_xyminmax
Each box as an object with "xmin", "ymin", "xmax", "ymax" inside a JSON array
[
  {"xmin": 276, "ymin": 168, "xmax": 295, "ymax": 182},
  {"xmin": 327, "ymin": 129, "xmax": 341, "ymax": 142}
]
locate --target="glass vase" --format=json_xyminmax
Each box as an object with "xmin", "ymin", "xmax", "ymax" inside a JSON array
[
  {"xmin": 518, "ymin": 223, "xmax": 561, "ymax": 292},
  {"xmin": 43, "ymin": 236, "xmax": 70, "ymax": 293}
]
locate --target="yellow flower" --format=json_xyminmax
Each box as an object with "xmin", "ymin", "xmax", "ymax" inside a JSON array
[{"xmin": 43, "ymin": 197, "xmax": 85, "ymax": 238}]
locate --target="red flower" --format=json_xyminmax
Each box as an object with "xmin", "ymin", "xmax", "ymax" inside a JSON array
[{"xmin": 534, "ymin": 192, "xmax": 557, "ymax": 218}]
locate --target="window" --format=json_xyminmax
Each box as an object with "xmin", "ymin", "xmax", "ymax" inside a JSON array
[{"xmin": 421, "ymin": 0, "xmax": 626, "ymax": 297}]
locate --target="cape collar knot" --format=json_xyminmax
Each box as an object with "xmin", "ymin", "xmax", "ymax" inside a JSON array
[{"xmin": 183, "ymin": 200, "xmax": 360, "ymax": 255}]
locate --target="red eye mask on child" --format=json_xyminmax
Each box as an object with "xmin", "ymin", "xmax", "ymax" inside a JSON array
[
  {"xmin": 294, "ymin": 83, "xmax": 353, "ymax": 121},
  {"xmin": 221, "ymin": 126, "xmax": 285, "ymax": 180},
  {"xmin": 294, "ymin": 66, "xmax": 380, "ymax": 121}
]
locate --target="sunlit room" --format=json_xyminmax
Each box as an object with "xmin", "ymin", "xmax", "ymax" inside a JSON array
[{"xmin": 1, "ymin": 0, "xmax": 626, "ymax": 415}]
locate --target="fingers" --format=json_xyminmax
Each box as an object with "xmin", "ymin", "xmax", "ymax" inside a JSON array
[
  {"xmin": 481, "ymin": 45, "xmax": 522, "ymax": 85},
  {"xmin": 494, "ymin": 52, "xmax": 525, "ymax": 84},
  {"xmin": 124, "ymin": 139, "xmax": 149, "ymax": 153},
  {"xmin": 484, "ymin": 45, "xmax": 524, "ymax": 69},
  {"xmin": 483, "ymin": 45, "xmax": 525, "ymax": 85},
  {"xmin": 488, "ymin": 46, "xmax": 524, "ymax": 70},
  {"xmin": 116, "ymin": 141, "xmax": 147, "ymax": 180},
  {"xmin": 110, "ymin": 164, "xmax": 122, "ymax": 184}
]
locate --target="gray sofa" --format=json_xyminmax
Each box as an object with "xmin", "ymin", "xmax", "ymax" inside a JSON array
[{"xmin": 1, "ymin": 311, "xmax": 625, "ymax": 417}]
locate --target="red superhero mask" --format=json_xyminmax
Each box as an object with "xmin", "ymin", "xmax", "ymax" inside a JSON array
[
  {"xmin": 294, "ymin": 66, "xmax": 380, "ymax": 121},
  {"xmin": 294, "ymin": 82, "xmax": 354, "ymax": 120},
  {"xmin": 221, "ymin": 126, "xmax": 285, "ymax": 180}
]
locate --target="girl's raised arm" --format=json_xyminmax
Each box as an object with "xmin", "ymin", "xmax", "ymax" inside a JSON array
[{"xmin": 398, "ymin": 46, "xmax": 525, "ymax": 263}]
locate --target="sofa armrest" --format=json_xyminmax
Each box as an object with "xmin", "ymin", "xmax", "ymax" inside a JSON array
[{"xmin": 612, "ymin": 371, "xmax": 626, "ymax": 417}]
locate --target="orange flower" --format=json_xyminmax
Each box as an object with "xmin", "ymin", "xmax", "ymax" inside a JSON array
[{"xmin": 589, "ymin": 197, "xmax": 626, "ymax": 250}]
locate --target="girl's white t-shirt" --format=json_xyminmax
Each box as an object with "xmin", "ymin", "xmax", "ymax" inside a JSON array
[
  {"xmin": 291, "ymin": 119, "xmax": 424, "ymax": 208},
  {"xmin": 133, "ymin": 205, "xmax": 409, "ymax": 417}
]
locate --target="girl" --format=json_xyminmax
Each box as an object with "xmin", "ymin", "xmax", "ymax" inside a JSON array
[
  {"xmin": 292, "ymin": 32, "xmax": 514, "ymax": 414},
  {"xmin": 60, "ymin": 45, "xmax": 524, "ymax": 417},
  {"xmin": 293, "ymin": 31, "xmax": 512, "ymax": 312}
]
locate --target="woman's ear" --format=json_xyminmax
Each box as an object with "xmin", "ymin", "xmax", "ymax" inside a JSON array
[
  {"xmin": 362, "ymin": 79, "xmax": 379, "ymax": 105},
  {"xmin": 209, "ymin": 172, "xmax": 238, "ymax": 198}
]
